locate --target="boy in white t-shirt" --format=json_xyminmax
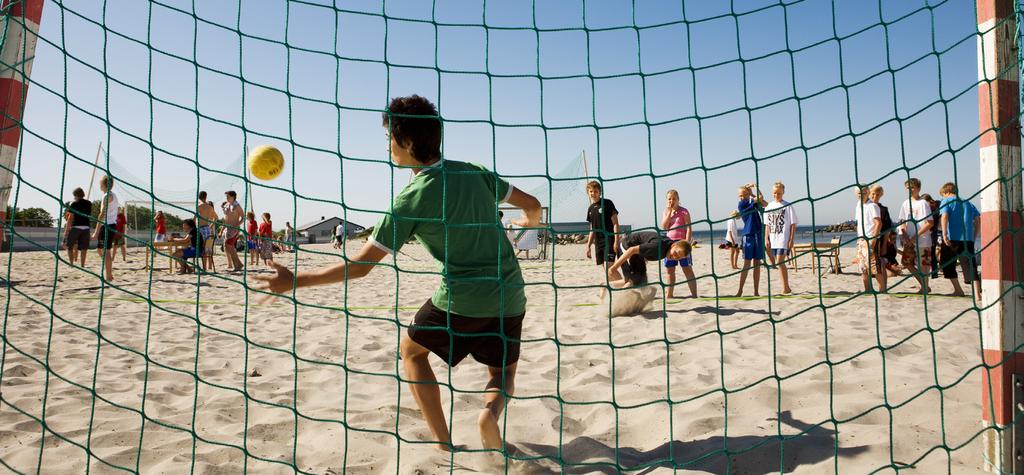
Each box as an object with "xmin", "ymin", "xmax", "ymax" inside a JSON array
[
  {"xmin": 896, "ymin": 178, "xmax": 933, "ymax": 294},
  {"xmin": 763, "ymin": 182, "xmax": 798, "ymax": 294},
  {"xmin": 855, "ymin": 186, "xmax": 887, "ymax": 292}
]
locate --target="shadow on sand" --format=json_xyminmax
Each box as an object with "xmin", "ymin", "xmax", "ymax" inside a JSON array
[{"xmin": 519, "ymin": 411, "xmax": 869, "ymax": 474}]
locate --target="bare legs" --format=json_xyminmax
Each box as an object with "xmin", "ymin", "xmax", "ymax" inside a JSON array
[
  {"xmin": 667, "ymin": 267, "xmax": 697, "ymax": 299},
  {"xmin": 225, "ymin": 242, "xmax": 243, "ymax": 271},
  {"xmin": 399, "ymin": 336, "xmax": 517, "ymax": 452},
  {"xmin": 478, "ymin": 363, "xmax": 516, "ymax": 450},
  {"xmin": 736, "ymin": 259, "xmax": 761, "ymax": 296},
  {"xmin": 776, "ymin": 260, "xmax": 792, "ymax": 294},
  {"xmin": 400, "ymin": 336, "xmax": 452, "ymax": 450},
  {"xmin": 101, "ymin": 247, "xmax": 114, "ymax": 281},
  {"xmin": 862, "ymin": 266, "xmax": 887, "ymax": 293},
  {"xmin": 665, "ymin": 267, "xmax": 676, "ymax": 299}
]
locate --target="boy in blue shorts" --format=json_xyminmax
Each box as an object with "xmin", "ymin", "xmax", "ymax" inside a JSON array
[
  {"xmin": 256, "ymin": 95, "xmax": 542, "ymax": 453},
  {"xmin": 736, "ymin": 183, "xmax": 768, "ymax": 296}
]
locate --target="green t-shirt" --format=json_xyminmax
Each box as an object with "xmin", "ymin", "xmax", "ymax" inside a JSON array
[{"xmin": 369, "ymin": 160, "xmax": 527, "ymax": 318}]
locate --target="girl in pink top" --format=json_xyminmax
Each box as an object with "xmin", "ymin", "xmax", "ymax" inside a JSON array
[{"xmin": 661, "ymin": 190, "xmax": 697, "ymax": 298}]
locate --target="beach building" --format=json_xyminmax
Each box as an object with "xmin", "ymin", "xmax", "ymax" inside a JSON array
[{"xmin": 297, "ymin": 216, "xmax": 365, "ymax": 243}]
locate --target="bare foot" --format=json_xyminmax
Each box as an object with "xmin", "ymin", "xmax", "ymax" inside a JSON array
[
  {"xmin": 436, "ymin": 442, "xmax": 466, "ymax": 452},
  {"xmin": 952, "ymin": 291, "xmax": 966, "ymax": 297},
  {"xmin": 666, "ymin": 293, "xmax": 675, "ymax": 299},
  {"xmin": 753, "ymin": 292, "xmax": 760, "ymax": 297},
  {"xmin": 478, "ymin": 409, "xmax": 503, "ymax": 451},
  {"xmin": 782, "ymin": 288, "xmax": 792, "ymax": 294},
  {"xmin": 734, "ymin": 291, "xmax": 743, "ymax": 297}
]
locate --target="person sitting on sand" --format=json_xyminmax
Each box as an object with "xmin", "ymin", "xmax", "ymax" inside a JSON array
[
  {"xmin": 763, "ymin": 182, "xmax": 798, "ymax": 294},
  {"xmin": 735, "ymin": 183, "xmax": 767, "ymax": 296},
  {"xmin": 605, "ymin": 230, "xmax": 692, "ymax": 291},
  {"xmin": 171, "ymin": 218, "xmax": 200, "ymax": 274},
  {"xmin": 661, "ymin": 189, "xmax": 696, "ymax": 298},
  {"xmin": 256, "ymin": 94, "xmax": 542, "ymax": 453}
]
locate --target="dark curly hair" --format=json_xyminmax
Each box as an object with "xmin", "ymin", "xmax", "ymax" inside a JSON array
[{"xmin": 382, "ymin": 95, "xmax": 441, "ymax": 163}]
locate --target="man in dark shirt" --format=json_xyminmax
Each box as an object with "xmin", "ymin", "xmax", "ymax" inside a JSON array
[
  {"xmin": 606, "ymin": 231, "xmax": 692, "ymax": 289},
  {"xmin": 585, "ymin": 180, "xmax": 621, "ymax": 281},
  {"xmin": 64, "ymin": 187, "xmax": 93, "ymax": 266}
]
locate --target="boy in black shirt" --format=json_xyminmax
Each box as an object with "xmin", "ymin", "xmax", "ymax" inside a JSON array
[
  {"xmin": 606, "ymin": 231, "xmax": 692, "ymax": 289},
  {"xmin": 64, "ymin": 187, "xmax": 93, "ymax": 266},
  {"xmin": 585, "ymin": 180, "xmax": 622, "ymax": 282}
]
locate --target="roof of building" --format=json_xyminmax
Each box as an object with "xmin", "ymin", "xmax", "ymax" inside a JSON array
[{"xmin": 297, "ymin": 216, "xmax": 364, "ymax": 232}]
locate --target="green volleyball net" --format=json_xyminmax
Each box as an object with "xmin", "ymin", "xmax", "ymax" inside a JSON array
[{"xmin": 0, "ymin": 0, "xmax": 1018, "ymax": 473}]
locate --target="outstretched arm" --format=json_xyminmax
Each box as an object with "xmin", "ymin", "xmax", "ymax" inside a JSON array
[
  {"xmin": 606, "ymin": 245, "xmax": 639, "ymax": 279},
  {"xmin": 506, "ymin": 187, "xmax": 542, "ymax": 227},
  {"xmin": 255, "ymin": 240, "xmax": 388, "ymax": 294}
]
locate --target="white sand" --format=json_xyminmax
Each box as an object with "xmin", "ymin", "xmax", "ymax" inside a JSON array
[{"xmin": 0, "ymin": 242, "xmax": 987, "ymax": 473}]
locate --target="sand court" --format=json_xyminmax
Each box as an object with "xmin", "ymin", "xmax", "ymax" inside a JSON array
[{"xmin": 0, "ymin": 241, "xmax": 991, "ymax": 473}]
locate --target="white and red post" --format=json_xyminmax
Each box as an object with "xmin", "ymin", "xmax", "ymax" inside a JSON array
[
  {"xmin": 978, "ymin": 0, "xmax": 1024, "ymax": 471},
  {"xmin": 0, "ymin": 0, "xmax": 43, "ymax": 242}
]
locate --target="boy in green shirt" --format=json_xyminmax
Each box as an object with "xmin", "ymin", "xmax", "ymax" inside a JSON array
[{"xmin": 256, "ymin": 95, "xmax": 541, "ymax": 452}]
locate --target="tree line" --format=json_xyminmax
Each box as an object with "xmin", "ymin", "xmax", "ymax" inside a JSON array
[{"xmin": 5, "ymin": 203, "xmax": 187, "ymax": 230}]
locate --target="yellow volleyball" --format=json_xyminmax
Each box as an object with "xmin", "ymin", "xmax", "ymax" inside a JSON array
[{"xmin": 248, "ymin": 145, "xmax": 285, "ymax": 181}]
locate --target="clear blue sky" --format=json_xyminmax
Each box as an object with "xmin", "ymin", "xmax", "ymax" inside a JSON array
[{"xmin": 11, "ymin": 0, "xmax": 980, "ymax": 235}]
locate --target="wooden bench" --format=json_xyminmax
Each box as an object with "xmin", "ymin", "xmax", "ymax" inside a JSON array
[
  {"xmin": 791, "ymin": 236, "xmax": 843, "ymax": 274},
  {"xmin": 145, "ymin": 241, "xmax": 186, "ymax": 274}
]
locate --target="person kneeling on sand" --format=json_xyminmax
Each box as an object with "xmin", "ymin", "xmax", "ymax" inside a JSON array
[
  {"xmin": 256, "ymin": 94, "xmax": 542, "ymax": 453},
  {"xmin": 171, "ymin": 219, "xmax": 201, "ymax": 274},
  {"xmin": 605, "ymin": 230, "xmax": 692, "ymax": 292}
]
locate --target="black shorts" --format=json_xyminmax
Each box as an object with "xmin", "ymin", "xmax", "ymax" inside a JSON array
[
  {"xmin": 66, "ymin": 227, "xmax": 90, "ymax": 250},
  {"xmin": 939, "ymin": 240, "xmax": 979, "ymax": 283},
  {"xmin": 96, "ymin": 224, "xmax": 117, "ymax": 249},
  {"xmin": 593, "ymin": 239, "xmax": 618, "ymax": 265},
  {"xmin": 408, "ymin": 300, "xmax": 524, "ymax": 368}
]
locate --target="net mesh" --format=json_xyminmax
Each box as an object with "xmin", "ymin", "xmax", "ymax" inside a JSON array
[{"xmin": 0, "ymin": 0, "xmax": 1019, "ymax": 473}]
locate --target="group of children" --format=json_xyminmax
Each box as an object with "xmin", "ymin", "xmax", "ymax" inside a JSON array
[
  {"xmin": 167, "ymin": 192, "xmax": 280, "ymax": 274},
  {"xmin": 584, "ymin": 178, "xmax": 982, "ymax": 300},
  {"xmin": 853, "ymin": 179, "xmax": 981, "ymax": 297},
  {"xmin": 58, "ymin": 93, "xmax": 986, "ymax": 456},
  {"xmin": 61, "ymin": 183, "xmax": 285, "ymax": 277}
]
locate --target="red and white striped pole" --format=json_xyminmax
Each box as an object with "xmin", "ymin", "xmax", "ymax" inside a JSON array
[
  {"xmin": 978, "ymin": 0, "xmax": 1024, "ymax": 471},
  {"xmin": 0, "ymin": 0, "xmax": 44, "ymax": 244}
]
